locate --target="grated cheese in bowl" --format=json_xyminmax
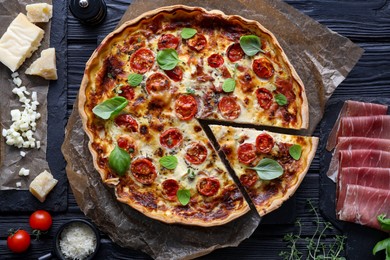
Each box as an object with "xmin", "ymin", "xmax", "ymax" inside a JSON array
[{"xmin": 58, "ymin": 221, "xmax": 98, "ymax": 260}]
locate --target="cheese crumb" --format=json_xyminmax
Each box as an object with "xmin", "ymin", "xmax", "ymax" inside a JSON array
[
  {"xmin": 20, "ymin": 151, "xmax": 26, "ymax": 157},
  {"xmin": 26, "ymin": 3, "xmax": 53, "ymax": 23},
  {"xmin": 29, "ymin": 170, "xmax": 58, "ymax": 202},
  {"xmin": 59, "ymin": 222, "xmax": 97, "ymax": 260},
  {"xmin": 16, "ymin": 182, "xmax": 22, "ymax": 188},
  {"xmin": 19, "ymin": 167, "xmax": 30, "ymax": 176}
]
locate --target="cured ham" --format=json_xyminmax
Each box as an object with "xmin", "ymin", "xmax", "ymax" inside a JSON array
[
  {"xmin": 326, "ymin": 100, "xmax": 388, "ymax": 151},
  {"xmin": 338, "ymin": 115, "xmax": 390, "ymax": 140},
  {"xmin": 336, "ymin": 167, "xmax": 390, "ymax": 214},
  {"xmin": 326, "ymin": 137, "xmax": 390, "ymax": 182},
  {"xmin": 340, "ymin": 149, "xmax": 390, "ymax": 168},
  {"xmin": 338, "ymin": 184, "xmax": 390, "ymax": 230}
]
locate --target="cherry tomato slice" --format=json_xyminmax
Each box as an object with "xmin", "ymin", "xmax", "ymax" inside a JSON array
[
  {"xmin": 175, "ymin": 94, "xmax": 198, "ymax": 121},
  {"xmin": 237, "ymin": 143, "xmax": 257, "ymax": 165},
  {"xmin": 160, "ymin": 128, "xmax": 183, "ymax": 149},
  {"xmin": 164, "ymin": 66, "xmax": 183, "ymax": 82},
  {"xmin": 162, "ymin": 179, "xmax": 179, "ymax": 200},
  {"xmin": 252, "ymin": 58, "xmax": 274, "ymax": 79},
  {"xmin": 7, "ymin": 229, "xmax": 31, "ymax": 253},
  {"xmin": 115, "ymin": 114, "xmax": 139, "ymax": 132},
  {"xmin": 207, "ymin": 54, "xmax": 224, "ymax": 68},
  {"xmin": 227, "ymin": 43, "xmax": 245, "ymax": 62},
  {"xmin": 117, "ymin": 136, "xmax": 136, "ymax": 154},
  {"xmin": 130, "ymin": 48, "xmax": 155, "ymax": 74},
  {"xmin": 158, "ymin": 34, "xmax": 180, "ymax": 50},
  {"xmin": 218, "ymin": 96, "xmax": 241, "ymax": 120},
  {"xmin": 131, "ymin": 158, "xmax": 157, "ymax": 185},
  {"xmin": 256, "ymin": 133, "xmax": 275, "ymax": 154},
  {"xmin": 197, "ymin": 177, "xmax": 220, "ymax": 196},
  {"xmin": 146, "ymin": 72, "xmax": 171, "ymax": 93},
  {"xmin": 240, "ymin": 170, "xmax": 259, "ymax": 188},
  {"xmin": 256, "ymin": 88, "xmax": 273, "ymax": 110},
  {"xmin": 29, "ymin": 210, "xmax": 52, "ymax": 231},
  {"xmin": 119, "ymin": 85, "xmax": 135, "ymax": 101},
  {"xmin": 187, "ymin": 34, "xmax": 207, "ymax": 52},
  {"xmin": 185, "ymin": 142, "xmax": 208, "ymax": 165}
]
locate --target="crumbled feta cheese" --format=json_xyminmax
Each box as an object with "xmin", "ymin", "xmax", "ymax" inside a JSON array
[
  {"xmin": 13, "ymin": 77, "xmax": 22, "ymax": 87},
  {"xmin": 16, "ymin": 182, "xmax": 22, "ymax": 188},
  {"xmin": 11, "ymin": 72, "xmax": 19, "ymax": 78},
  {"xmin": 19, "ymin": 167, "xmax": 30, "ymax": 176},
  {"xmin": 20, "ymin": 151, "xmax": 26, "ymax": 157}
]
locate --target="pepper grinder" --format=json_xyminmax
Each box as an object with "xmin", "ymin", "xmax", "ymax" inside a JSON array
[{"xmin": 69, "ymin": 0, "xmax": 107, "ymax": 26}]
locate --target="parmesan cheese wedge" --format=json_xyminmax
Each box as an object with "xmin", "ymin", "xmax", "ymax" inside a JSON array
[
  {"xmin": 29, "ymin": 170, "xmax": 58, "ymax": 202},
  {"xmin": 26, "ymin": 48, "xmax": 58, "ymax": 80},
  {"xmin": 0, "ymin": 13, "xmax": 44, "ymax": 72},
  {"xmin": 26, "ymin": 3, "xmax": 53, "ymax": 23}
]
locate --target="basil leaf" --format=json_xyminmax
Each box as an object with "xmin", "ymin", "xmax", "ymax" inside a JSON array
[
  {"xmin": 239, "ymin": 35, "xmax": 263, "ymax": 56},
  {"xmin": 378, "ymin": 214, "xmax": 390, "ymax": 230},
  {"xmin": 157, "ymin": 49, "xmax": 180, "ymax": 70},
  {"xmin": 289, "ymin": 144, "xmax": 302, "ymax": 160},
  {"xmin": 109, "ymin": 145, "xmax": 131, "ymax": 176},
  {"xmin": 372, "ymin": 237, "xmax": 390, "ymax": 257},
  {"xmin": 186, "ymin": 87, "xmax": 195, "ymax": 94},
  {"xmin": 181, "ymin": 28, "xmax": 197, "ymax": 39},
  {"xmin": 275, "ymin": 93, "xmax": 288, "ymax": 106},
  {"xmin": 177, "ymin": 189, "xmax": 191, "ymax": 206},
  {"xmin": 159, "ymin": 155, "xmax": 178, "ymax": 170},
  {"xmin": 92, "ymin": 96, "xmax": 128, "ymax": 120},
  {"xmin": 222, "ymin": 78, "xmax": 236, "ymax": 93},
  {"xmin": 250, "ymin": 158, "xmax": 284, "ymax": 180},
  {"xmin": 128, "ymin": 73, "xmax": 143, "ymax": 87}
]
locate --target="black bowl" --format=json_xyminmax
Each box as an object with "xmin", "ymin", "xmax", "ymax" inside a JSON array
[{"xmin": 54, "ymin": 219, "xmax": 100, "ymax": 260}]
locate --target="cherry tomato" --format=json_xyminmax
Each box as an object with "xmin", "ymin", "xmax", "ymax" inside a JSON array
[
  {"xmin": 131, "ymin": 158, "xmax": 157, "ymax": 185},
  {"xmin": 237, "ymin": 143, "xmax": 257, "ymax": 165},
  {"xmin": 162, "ymin": 179, "xmax": 180, "ymax": 200},
  {"xmin": 7, "ymin": 229, "xmax": 31, "ymax": 253},
  {"xmin": 227, "ymin": 43, "xmax": 245, "ymax": 62},
  {"xmin": 146, "ymin": 72, "xmax": 171, "ymax": 93},
  {"xmin": 187, "ymin": 34, "xmax": 207, "ymax": 52},
  {"xmin": 29, "ymin": 210, "xmax": 52, "ymax": 231},
  {"xmin": 164, "ymin": 66, "xmax": 183, "ymax": 82},
  {"xmin": 130, "ymin": 48, "xmax": 155, "ymax": 74},
  {"xmin": 197, "ymin": 177, "xmax": 220, "ymax": 196},
  {"xmin": 175, "ymin": 94, "xmax": 198, "ymax": 120},
  {"xmin": 256, "ymin": 88, "xmax": 273, "ymax": 110},
  {"xmin": 256, "ymin": 133, "xmax": 275, "ymax": 154},
  {"xmin": 158, "ymin": 34, "xmax": 180, "ymax": 50},
  {"xmin": 218, "ymin": 96, "xmax": 241, "ymax": 120},
  {"xmin": 207, "ymin": 54, "xmax": 224, "ymax": 68},
  {"xmin": 252, "ymin": 57, "xmax": 274, "ymax": 79},
  {"xmin": 185, "ymin": 142, "xmax": 208, "ymax": 165}
]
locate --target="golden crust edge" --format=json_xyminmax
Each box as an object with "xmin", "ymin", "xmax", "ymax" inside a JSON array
[
  {"xmin": 78, "ymin": 4, "xmax": 309, "ymax": 225},
  {"xmin": 256, "ymin": 136, "xmax": 319, "ymax": 217}
]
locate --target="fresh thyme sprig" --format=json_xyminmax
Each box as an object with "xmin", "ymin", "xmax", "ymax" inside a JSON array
[{"xmin": 279, "ymin": 199, "xmax": 346, "ymax": 260}]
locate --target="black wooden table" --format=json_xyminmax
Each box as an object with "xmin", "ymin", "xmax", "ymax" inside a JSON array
[{"xmin": 1, "ymin": 0, "xmax": 389, "ymax": 259}]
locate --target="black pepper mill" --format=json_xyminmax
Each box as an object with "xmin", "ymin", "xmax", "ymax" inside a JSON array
[{"xmin": 69, "ymin": 0, "xmax": 107, "ymax": 26}]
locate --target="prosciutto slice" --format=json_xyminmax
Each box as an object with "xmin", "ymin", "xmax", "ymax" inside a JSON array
[
  {"xmin": 326, "ymin": 137, "xmax": 390, "ymax": 182},
  {"xmin": 338, "ymin": 115, "xmax": 390, "ymax": 140},
  {"xmin": 340, "ymin": 149, "xmax": 390, "ymax": 168},
  {"xmin": 336, "ymin": 167, "xmax": 390, "ymax": 214},
  {"xmin": 326, "ymin": 101, "xmax": 388, "ymax": 151},
  {"xmin": 338, "ymin": 184, "xmax": 390, "ymax": 230}
]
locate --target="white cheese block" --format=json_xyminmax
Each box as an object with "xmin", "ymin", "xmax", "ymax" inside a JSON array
[
  {"xmin": 0, "ymin": 13, "xmax": 45, "ymax": 72},
  {"xmin": 26, "ymin": 3, "xmax": 53, "ymax": 23},
  {"xmin": 26, "ymin": 48, "xmax": 57, "ymax": 80},
  {"xmin": 29, "ymin": 170, "xmax": 58, "ymax": 202}
]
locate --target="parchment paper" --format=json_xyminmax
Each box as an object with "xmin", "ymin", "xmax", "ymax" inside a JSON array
[
  {"xmin": 0, "ymin": 0, "xmax": 52, "ymax": 190},
  {"xmin": 62, "ymin": 0, "xmax": 363, "ymax": 259}
]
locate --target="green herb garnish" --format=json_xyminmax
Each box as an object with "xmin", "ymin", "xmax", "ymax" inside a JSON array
[
  {"xmin": 177, "ymin": 189, "xmax": 191, "ymax": 206},
  {"xmin": 92, "ymin": 96, "xmax": 128, "ymax": 120},
  {"xmin": 108, "ymin": 145, "xmax": 131, "ymax": 176},
  {"xmin": 378, "ymin": 214, "xmax": 390, "ymax": 230},
  {"xmin": 159, "ymin": 155, "xmax": 178, "ymax": 170},
  {"xmin": 186, "ymin": 87, "xmax": 195, "ymax": 94},
  {"xmin": 181, "ymin": 28, "xmax": 197, "ymax": 39},
  {"xmin": 127, "ymin": 73, "xmax": 143, "ymax": 87},
  {"xmin": 222, "ymin": 78, "xmax": 236, "ymax": 93},
  {"xmin": 239, "ymin": 35, "xmax": 263, "ymax": 56},
  {"xmin": 249, "ymin": 158, "xmax": 283, "ymax": 180},
  {"xmin": 157, "ymin": 49, "xmax": 181, "ymax": 70},
  {"xmin": 275, "ymin": 93, "xmax": 288, "ymax": 106},
  {"xmin": 289, "ymin": 144, "xmax": 302, "ymax": 160}
]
